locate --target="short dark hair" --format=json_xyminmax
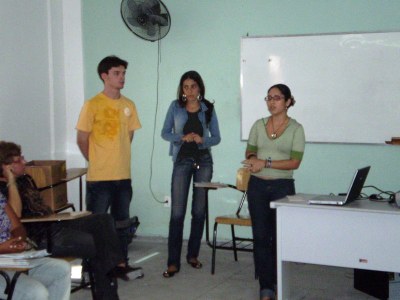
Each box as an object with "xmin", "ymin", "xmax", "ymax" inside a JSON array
[
  {"xmin": 0, "ymin": 141, "xmax": 21, "ymax": 176},
  {"xmin": 97, "ymin": 56, "xmax": 128, "ymax": 81},
  {"xmin": 268, "ymin": 83, "xmax": 296, "ymax": 108}
]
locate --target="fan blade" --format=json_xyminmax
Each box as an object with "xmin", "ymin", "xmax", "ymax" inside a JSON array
[
  {"xmin": 148, "ymin": 14, "xmax": 168, "ymax": 26},
  {"xmin": 127, "ymin": 0, "xmax": 141, "ymax": 17},
  {"xmin": 147, "ymin": 24, "xmax": 157, "ymax": 37},
  {"xmin": 140, "ymin": 0, "xmax": 160, "ymax": 11},
  {"xmin": 127, "ymin": 17, "xmax": 140, "ymax": 27}
]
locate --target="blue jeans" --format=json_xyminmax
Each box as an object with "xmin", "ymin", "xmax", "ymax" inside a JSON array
[
  {"xmin": 247, "ymin": 176, "xmax": 295, "ymax": 298},
  {"xmin": 86, "ymin": 179, "xmax": 132, "ymax": 263},
  {"xmin": 167, "ymin": 153, "xmax": 213, "ymax": 268},
  {"xmin": 0, "ymin": 258, "xmax": 71, "ymax": 300}
]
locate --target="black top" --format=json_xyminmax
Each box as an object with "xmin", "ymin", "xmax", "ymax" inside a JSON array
[{"xmin": 178, "ymin": 111, "xmax": 209, "ymax": 160}]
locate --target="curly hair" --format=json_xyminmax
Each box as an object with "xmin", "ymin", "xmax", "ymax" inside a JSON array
[{"xmin": 0, "ymin": 141, "xmax": 21, "ymax": 176}]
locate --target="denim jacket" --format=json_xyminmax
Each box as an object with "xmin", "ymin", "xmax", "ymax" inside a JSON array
[{"xmin": 161, "ymin": 100, "xmax": 221, "ymax": 161}]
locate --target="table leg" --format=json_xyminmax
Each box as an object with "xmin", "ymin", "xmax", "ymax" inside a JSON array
[
  {"xmin": 277, "ymin": 261, "xmax": 290, "ymax": 300},
  {"xmin": 79, "ymin": 176, "xmax": 83, "ymax": 211},
  {"xmin": 205, "ymin": 188, "xmax": 212, "ymax": 247}
]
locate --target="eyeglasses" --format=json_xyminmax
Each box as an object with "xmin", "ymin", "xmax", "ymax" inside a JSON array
[
  {"xmin": 265, "ymin": 95, "xmax": 285, "ymax": 102},
  {"xmin": 12, "ymin": 156, "xmax": 26, "ymax": 164}
]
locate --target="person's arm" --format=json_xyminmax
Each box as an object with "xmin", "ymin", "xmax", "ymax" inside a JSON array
[
  {"xmin": 161, "ymin": 102, "xmax": 184, "ymax": 143},
  {"xmin": 77, "ymin": 130, "xmax": 90, "ymax": 161},
  {"xmin": 7, "ymin": 203, "xmax": 26, "ymax": 239},
  {"xmin": 243, "ymin": 123, "xmax": 305, "ymax": 173},
  {"xmin": 2, "ymin": 165, "xmax": 22, "ymax": 217},
  {"xmin": 0, "ymin": 236, "xmax": 26, "ymax": 254},
  {"xmin": 243, "ymin": 155, "xmax": 301, "ymax": 173},
  {"xmin": 196, "ymin": 109, "xmax": 221, "ymax": 148},
  {"xmin": 0, "ymin": 204, "xmax": 27, "ymax": 254}
]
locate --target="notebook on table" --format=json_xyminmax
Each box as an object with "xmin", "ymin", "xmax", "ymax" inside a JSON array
[{"xmin": 308, "ymin": 166, "xmax": 370, "ymax": 206}]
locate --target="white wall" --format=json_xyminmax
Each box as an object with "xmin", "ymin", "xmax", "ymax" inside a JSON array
[
  {"xmin": 1, "ymin": 0, "xmax": 52, "ymax": 154},
  {"xmin": 0, "ymin": 0, "xmax": 85, "ymax": 209},
  {"xmin": 2, "ymin": 0, "xmax": 400, "ymax": 240},
  {"xmin": 81, "ymin": 0, "xmax": 400, "ymax": 240}
]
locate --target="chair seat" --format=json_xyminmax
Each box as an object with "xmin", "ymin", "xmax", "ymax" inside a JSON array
[{"xmin": 215, "ymin": 215, "xmax": 252, "ymax": 226}]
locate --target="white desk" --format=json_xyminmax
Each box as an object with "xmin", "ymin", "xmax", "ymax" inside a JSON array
[{"xmin": 270, "ymin": 194, "xmax": 400, "ymax": 300}]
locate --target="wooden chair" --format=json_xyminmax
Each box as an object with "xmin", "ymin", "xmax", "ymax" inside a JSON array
[{"xmin": 211, "ymin": 168, "xmax": 253, "ymax": 274}]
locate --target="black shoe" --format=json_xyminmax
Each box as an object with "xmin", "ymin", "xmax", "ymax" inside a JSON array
[
  {"xmin": 162, "ymin": 266, "xmax": 180, "ymax": 278},
  {"xmin": 187, "ymin": 258, "xmax": 202, "ymax": 269},
  {"xmin": 112, "ymin": 265, "xmax": 143, "ymax": 281}
]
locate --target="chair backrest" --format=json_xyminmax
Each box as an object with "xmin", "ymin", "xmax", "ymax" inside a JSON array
[
  {"xmin": 235, "ymin": 168, "xmax": 250, "ymax": 216},
  {"xmin": 236, "ymin": 168, "xmax": 250, "ymax": 192}
]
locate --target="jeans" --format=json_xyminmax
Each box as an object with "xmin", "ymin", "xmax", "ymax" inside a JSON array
[
  {"xmin": 0, "ymin": 258, "xmax": 71, "ymax": 300},
  {"xmin": 247, "ymin": 176, "xmax": 295, "ymax": 297},
  {"xmin": 167, "ymin": 153, "xmax": 213, "ymax": 268},
  {"xmin": 86, "ymin": 179, "xmax": 132, "ymax": 263}
]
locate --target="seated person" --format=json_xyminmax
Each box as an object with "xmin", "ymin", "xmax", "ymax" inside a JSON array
[
  {"xmin": 0, "ymin": 141, "xmax": 139, "ymax": 300},
  {"xmin": 0, "ymin": 191, "xmax": 71, "ymax": 300}
]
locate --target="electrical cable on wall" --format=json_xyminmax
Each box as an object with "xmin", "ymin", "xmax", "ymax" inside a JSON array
[
  {"xmin": 120, "ymin": 0, "xmax": 172, "ymax": 204},
  {"xmin": 148, "ymin": 39, "xmax": 165, "ymax": 204}
]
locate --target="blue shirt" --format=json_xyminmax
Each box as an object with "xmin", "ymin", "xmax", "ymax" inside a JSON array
[{"xmin": 161, "ymin": 100, "xmax": 221, "ymax": 161}]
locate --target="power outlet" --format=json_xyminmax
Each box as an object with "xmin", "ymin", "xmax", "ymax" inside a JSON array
[{"xmin": 164, "ymin": 196, "xmax": 171, "ymax": 208}]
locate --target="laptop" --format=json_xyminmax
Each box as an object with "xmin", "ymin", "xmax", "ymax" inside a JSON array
[{"xmin": 308, "ymin": 166, "xmax": 370, "ymax": 206}]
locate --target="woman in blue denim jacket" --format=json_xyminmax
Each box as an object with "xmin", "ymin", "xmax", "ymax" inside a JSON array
[{"xmin": 161, "ymin": 71, "xmax": 221, "ymax": 277}]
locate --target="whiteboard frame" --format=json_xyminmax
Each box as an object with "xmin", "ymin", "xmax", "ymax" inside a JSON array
[{"xmin": 240, "ymin": 31, "xmax": 400, "ymax": 144}]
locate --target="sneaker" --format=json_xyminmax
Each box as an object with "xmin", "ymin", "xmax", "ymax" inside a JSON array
[{"xmin": 113, "ymin": 265, "xmax": 144, "ymax": 281}]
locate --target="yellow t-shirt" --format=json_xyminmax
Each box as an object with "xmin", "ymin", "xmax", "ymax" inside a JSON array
[{"xmin": 76, "ymin": 93, "xmax": 141, "ymax": 181}]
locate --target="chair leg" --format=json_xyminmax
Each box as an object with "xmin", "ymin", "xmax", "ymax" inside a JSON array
[
  {"xmin": 82, "ymin": 259, "xmax": 96, "ymax": 299},
  {"xmin": 231, "ymin": 225, "xmax": 238, "ymax": 261},
  {"xmin": 211, "ymin": 222, "xmax": 218, "ymax": 275},
  {"xmin": 7, "ymin": 272, "xmax": 23, "ymax": 300},
  {"xmin": 87, "ymin": 267, "xmax": 96, "ymax": 299}
]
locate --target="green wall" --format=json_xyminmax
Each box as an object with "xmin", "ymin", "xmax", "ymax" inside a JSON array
[{"xmin": 82, "ymin": 0, "xmax": 400, "ymax": 239}]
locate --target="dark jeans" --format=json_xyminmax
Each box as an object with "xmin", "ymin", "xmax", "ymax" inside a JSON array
[
  {"xmin": 35, "ymin": 213, "xmax": 123, "ymax": 299},
  {"xmin": 247, "ymin": 176, "xmax": 295, "ymax": 295},
  {"xmin": 86, "ymin": 179, "xmax": 132, "ymax": 263},
  {"xmin": 167, "ymin": 153, "xmax": 213, "ymax": 268}
]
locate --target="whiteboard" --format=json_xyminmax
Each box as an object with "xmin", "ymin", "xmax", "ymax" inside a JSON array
[{"xmin": 240, "ymin": 32, "xmax": 400, "ymax": 143}]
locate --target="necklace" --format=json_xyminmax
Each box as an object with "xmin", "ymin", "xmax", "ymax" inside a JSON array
[{"xmin": 270, "ymin": 117, "xmax": 288, "ymax": 139}]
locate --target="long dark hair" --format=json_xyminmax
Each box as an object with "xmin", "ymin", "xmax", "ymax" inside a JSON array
[{"xmin": 177, "ymin": 70, "xmax": 214, "ymax": 124}]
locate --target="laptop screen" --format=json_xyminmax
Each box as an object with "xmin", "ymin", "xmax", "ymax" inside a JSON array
[{"xmin": 344, "ymin": 166, "xmax": 371, "ymax": 203}]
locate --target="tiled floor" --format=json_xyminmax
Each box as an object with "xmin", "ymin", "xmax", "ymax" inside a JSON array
[{"xmin": 70, "ymin": 236, "xmax": 377, "ymax": 300}]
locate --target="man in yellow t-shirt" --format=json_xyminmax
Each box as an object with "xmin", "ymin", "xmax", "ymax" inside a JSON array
[{"xmin": 76, "ymin": 56, "xmax": 141, "ymax": 269}]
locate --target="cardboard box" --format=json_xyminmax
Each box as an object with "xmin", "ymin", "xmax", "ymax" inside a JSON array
[
  {"xmin": 25, "ymin": 160, "xmax": 66, "ymax": 188},
  {"xmin": 40, "ymin": 183, "xmax": 68, "ymax": 210}
]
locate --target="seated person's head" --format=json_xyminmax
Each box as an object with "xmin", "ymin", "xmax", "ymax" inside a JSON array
[{"xmin": 0, "ymin": 141, "xmax": 25, "ymax": 177}]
